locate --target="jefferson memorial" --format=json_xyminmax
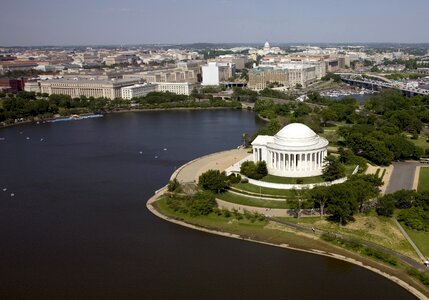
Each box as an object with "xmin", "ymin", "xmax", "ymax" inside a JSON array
[{"xmin": 251, "ymin": 123, "xmax": 328, "ymax": 178}]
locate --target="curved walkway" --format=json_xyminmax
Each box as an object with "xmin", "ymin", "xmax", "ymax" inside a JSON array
[{"xmin": 173, "ymin": 148, "xmax": 249, "ymax": 183}]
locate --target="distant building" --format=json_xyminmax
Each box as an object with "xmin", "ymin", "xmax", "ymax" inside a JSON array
[
  {"xmin": 24, "ymin": 80, "xmax": 41, "ymax": 93},
  {"xmin": 40, "ymin": 78, "xmax": 141, "ymax": 100},
  {"xmin": 156, "ymin": 82, "xmax": 199, "ymax": 95},
  {"xmin": 0, "ymin": 61, "xmax": 38, "ymax": 74},
  {"xmin": 248, "ymin": 64, "xmax": 318, "ymax": 91},
  {"xmin": 121, "ymin": 83, "xmax": 157, "ymax": 100},
  {"xmin": 201, "ymin": 62, "xmax": 235, "ymax": 86},
  {"xmin": 0, "ymin": 77, "xmax": 25, "ymax": 93}
]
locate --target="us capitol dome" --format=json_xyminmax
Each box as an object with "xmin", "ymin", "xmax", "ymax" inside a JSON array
[{"xmin": 251, "ymin": 123, "xmax": 329, "ymax": 178}]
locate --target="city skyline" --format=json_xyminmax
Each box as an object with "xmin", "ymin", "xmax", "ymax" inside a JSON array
[{"xmin": 1, "ymin": 0, "xmax": 429, "ymax": 46}]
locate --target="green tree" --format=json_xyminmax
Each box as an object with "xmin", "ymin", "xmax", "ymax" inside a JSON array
[
  {"xmin": 322, "ymin": 155, "xmax": 345, "ymax": 181},
  {"xmin": 310, "ymin": 186, "xmax": 331, "ymax": 218},
  {"xmin": 256, "ymin": 161, "xmax": 268, "ymax": 177},
  {"xmin": 167, "ymin": 178, "xmax": 181, "ymax": 192},
  {"xmin": 198, "ymin": 170, "xmax": 228, "ymax": 193},
  {"xmin": 376, "ymin": 195, "xmax": 395, "ymax": 217}
]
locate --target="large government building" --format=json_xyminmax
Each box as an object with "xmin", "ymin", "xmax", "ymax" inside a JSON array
[{"xmin": 251, "ymin": 123, "xmax": 328, "ymax": 177}]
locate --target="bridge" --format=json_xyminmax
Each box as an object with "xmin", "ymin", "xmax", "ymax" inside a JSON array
[{"xmin": 339, "ymin": 74, "xmax": 429, "ymax": 97}]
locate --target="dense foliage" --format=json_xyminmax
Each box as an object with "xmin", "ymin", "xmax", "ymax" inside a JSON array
[
  {"xmin": 240, "ymin": 161, "xmax": 268, "ymax": 180},
  {"xmin": 376, "ymin": 190, "xmax": 429, "ymax": 231},
  {"xmin": 166, "ymin": 190, "xmax": 217, "ymax": 217},
  {"xmin": 198, "ymin": 170, "xmax": 229, "ymax": 193}
]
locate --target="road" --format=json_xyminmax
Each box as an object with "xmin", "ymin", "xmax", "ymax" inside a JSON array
[{"xmin": 385, "ymin": 162, "xmax": 420, "ymax": 194}]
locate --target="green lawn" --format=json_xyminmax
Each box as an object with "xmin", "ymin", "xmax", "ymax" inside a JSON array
[
  {"xmin": 409, "ymin": 135, "xmax": 429, "ymax": 151},
  {"xmin": 232, "ymin": 183, "xmax": 304, "ymax": 198},
  {"xmin": 276, "ymin": 214, "xmax": 420, "ymax": 261},
  {"xmin": 418, "ymin": 167, "xmax": 429, "ymax": 193},
  {"xmin": 402, "ymin": 226, "xmax": 429, "ymax": 258},
  {"xmin": 217, "ymin": 192, "xmax": 292, "ymax": 209},
  {"xmin": 261, "ymin": 174, "xmax": 325, "ymax": 184}
]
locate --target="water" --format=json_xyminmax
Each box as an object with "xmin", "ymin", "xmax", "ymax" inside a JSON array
[{"xmin": 0, "ymin": 110, "xmax": 416, "ymax": 300}]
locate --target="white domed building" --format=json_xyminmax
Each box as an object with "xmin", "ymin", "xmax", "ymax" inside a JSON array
[{"xmin": 251, "ymin": 123, "xmax": 328, "ymax": 178}]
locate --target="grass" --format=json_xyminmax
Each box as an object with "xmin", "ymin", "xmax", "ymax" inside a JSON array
[
  {"xmin": 418, "ymin": 167, "xmax": 429, "ymax": 193},
  {"xmin": 321, "ymin": 233, "xmax": 398, "ymax": 267},
  {"xmin": 262, "ymin": 174, "xmax": 325, "ymax": 184},
  {"xmin": 154, "ymin": 196, "xmax": 331, "ymax": 250},
  {"xmin": 216, "ymin": 192, "xmax": 293, "ymax": 209},
  {"xmin": 277, "ymin": 213, "xmax": 421, "ymax": 261},
  {"xmin": 401, "ymin": 224, "xmax": 429, "ymax": 258},
  {"xmin": 409, "ymin": 134, "xmax": 429, "ymax": 151},
  {"xmin": 231, "ymin": 183, "xmax": 304, "ymax": 198}
]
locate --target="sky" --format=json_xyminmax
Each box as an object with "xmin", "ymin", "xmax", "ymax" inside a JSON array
[{"xmin": 1, "ymin": 0, "xmax": 428, "ymax": 46}]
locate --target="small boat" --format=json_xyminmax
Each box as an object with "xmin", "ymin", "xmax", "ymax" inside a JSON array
[
  {"xmin": 163, "ymin": 148, "xmax": 167, "ymax": 151},
  {"xmin": 2, "ymin": 188, "xmax": 7, "ymax": 192},
  {"xmin": 10, "ymin": 193, "xmax": 14, "ymax": 197},
  {"xmin": 26, "ymin": 137, "xmax": 30, "ymax": 140}
]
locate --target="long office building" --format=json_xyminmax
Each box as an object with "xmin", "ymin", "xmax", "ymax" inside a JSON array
[
  {"xmin": 40, "ymin": 78, "xmax": 141, "ymax": 99},
  {"xmin": 156, "ymin": 82, "xmax": 199, "ymax": 95},
  {"xmin": 248, "ymin": 64, "xmax": 318, "ymax": 91},
  {"xmin": 121, "ymin": 83, "xmax": 157, "ymax": 99}
]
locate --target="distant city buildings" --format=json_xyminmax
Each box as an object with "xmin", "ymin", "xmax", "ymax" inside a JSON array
[
  {"xmin": 156, "ymin": 82, "xmax": 198, "ymax": 95},
  {"xmin": 248, "ymin": 64, "xmax": 319, "ymax": 91},
  {"xmin": 40, "ymin": 78, "xmax": 141, "ymax": 100},
  {"xmin": 121, "ymin": 83, "xmax": 157, "ymax": 99},
  {"xmin": 202, "ymin": 62, "xmax": 235, "ymax": 85}
]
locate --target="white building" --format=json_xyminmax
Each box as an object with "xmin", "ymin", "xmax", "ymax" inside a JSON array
[
  {"xmin": 121, "ymin": 83, "xmax": 156, "ymax": 100},
  {"xmin": 251, "ymin": 123, "xmax": 328, "ymax": 177},
  {"xmin": 201, "ymin": 62, "xmax": 235, "ymax": 86},
  {"xmin": 156, "ymin": 82, "xmax": 199, "ymax": 96}
]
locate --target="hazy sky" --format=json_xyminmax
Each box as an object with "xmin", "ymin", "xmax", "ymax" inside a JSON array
[{"xmin": 1, "ymin": 0, "xmax": 428, "ymax": 46}]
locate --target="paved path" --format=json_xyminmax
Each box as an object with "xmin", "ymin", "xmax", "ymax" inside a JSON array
[
  {"xmin": 386, "ymin": 162, "xmax": 420, "ymax": 194},
  {"xmin": 394, "ymin": 219, "xmax": 427, "ymax": 262},
  {"xmin": 174, "ymin": 148, "xmax": 249, "ymax": 183}
]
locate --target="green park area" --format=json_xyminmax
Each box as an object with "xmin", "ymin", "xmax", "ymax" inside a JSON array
[
  {"xmin": 418, "ymin": 167, "xmax": 429, "ymax": 192},
  {"xmin": 278, "ymin": 213, "xmax": 420, "ymax": 261},
  {"xmin": 216, "ymin": 191, "xmax": 292, "ymax": 209},
  {"xmin": 402, "ymin": 225, "xmax": 429, "ymax": 258}
]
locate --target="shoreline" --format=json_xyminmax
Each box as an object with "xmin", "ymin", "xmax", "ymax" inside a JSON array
[
  {"xmin": 146, "ymin": 150, "xmax": 429, "ymax": 300},
  {"xmin": 147, "ymin": 190, "xmax": 428, "ymax": 300},
  {"xmin": 0, "ymin": 105, "xmax": 242, "ymax": 131}
]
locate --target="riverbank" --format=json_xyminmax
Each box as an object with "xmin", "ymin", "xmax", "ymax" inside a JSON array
[
  {"xmin": 146, "ymin": 150, "xmax": 429, "ymax": 300},
  {"xmin": 0, "ymin": 105, "xmax": 242, "ymax": 130},
  {"xmin": 147, "ymin": 192, "xmax": 428, "ymax": 299}
]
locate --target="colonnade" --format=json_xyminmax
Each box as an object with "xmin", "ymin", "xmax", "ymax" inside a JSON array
[{"xmin": 254, "ymin": 148, "xmax": 327, "ymax": 172}]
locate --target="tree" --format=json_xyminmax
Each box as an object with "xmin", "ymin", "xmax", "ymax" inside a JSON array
[
  {"xmin": 376, "ymin": 195, "xmax": 395, "ymax": 217},
  {"xmin": 188, "ymin": 191, "xmax": 217, "ymax": 216},
  {"xmin": 327, "ymin": 184, "xmax": 358, "ymax": 225},
  {"xmin": 322, "ymin": 155, "xmax": 345, "ymax": 181},
  {"xmin": 310, "ymin": 186, "xmax": 331, "ymax": 218},
  {"xmin": 256, "ymin": 161, "xmax": 268, "ymax": 177},
  {"xmin": 167, "ymin": 178, "xmax": 181, "ymax": 192},
  {"xmin": 353, "ymin": 179, "xmax": 379, "ymax": 213},
  {"xmin": 198, "ymin": 170, "xmax": 228, "ymax": 193}
]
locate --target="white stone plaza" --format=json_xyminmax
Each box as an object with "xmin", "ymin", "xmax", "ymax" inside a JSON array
[{"xmin": 251, "ymin": 123, "xmax": 329, "ymax": 178}]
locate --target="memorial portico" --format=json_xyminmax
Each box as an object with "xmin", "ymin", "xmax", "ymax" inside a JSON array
[{"xmin": 251, "ymin": 123, "xmax": 329, "ymax": 177}]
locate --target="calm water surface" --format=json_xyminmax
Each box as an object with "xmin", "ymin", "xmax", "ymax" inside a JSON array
[{"xmin": 0, "ymin": 110, "xmax": 416, "ymax": 300}]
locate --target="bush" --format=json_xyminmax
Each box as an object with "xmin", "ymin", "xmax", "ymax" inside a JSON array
[
  {"xmin": 167, "ymin": 178, "xmax": 181, "ymax": 192},
  {"xmin": 227, "ymin": 173, "xmax": 241, "ymax": 184},
  {"xmin": 407, "ymin": 268, "xmax": 429, "ymax": 286},
  {"xmin": 240, "ymin": 160, "xmax": 269, "ymax": 180}
]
